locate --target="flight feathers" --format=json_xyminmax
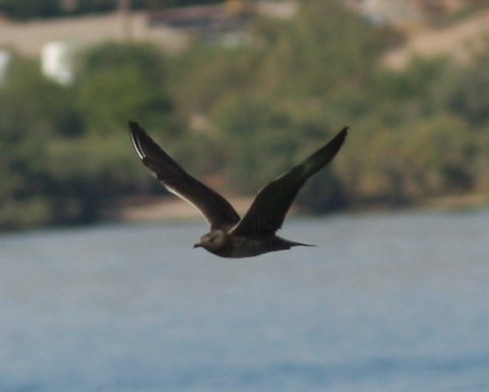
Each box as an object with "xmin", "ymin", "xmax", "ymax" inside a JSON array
[
  {"xmin": 129, "ymin": 120, "xmax": 348, "ymax": 257},
  {"xmin": 231, "ymin": 127, "xmax": 348, "ymax": 236},
  {"xmin": 129, "ymin": 121, "xmax": 241, "ymax": 230}
]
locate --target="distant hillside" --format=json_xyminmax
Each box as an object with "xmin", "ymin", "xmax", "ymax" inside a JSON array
[
  {"xmin": 384, "ymin": 8, "xmax": 489, "ymax": 69},
  {"xmin": 0, "ymin": 2, "xmax": 295, "ymax": 56},
  {"xmin": 0, "ymin": 12, "xmax": 189, "ymax": 56}
]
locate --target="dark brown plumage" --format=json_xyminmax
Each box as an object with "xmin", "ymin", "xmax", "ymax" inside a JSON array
[{"xmin": 129, "ymin": 121, "xmax": 347, "ymax": 258}]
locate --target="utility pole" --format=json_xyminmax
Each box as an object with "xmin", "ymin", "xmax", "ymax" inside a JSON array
[{"xmin": 119, "ymin": 0, "xmax": 132, "ymax": 41}]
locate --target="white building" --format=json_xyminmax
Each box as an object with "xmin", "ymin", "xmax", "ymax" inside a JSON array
[
  {"xmin": 0, "ymin": 50, "xmax": 11, "ymax": 86},
  {"xmin": 41, "ymin": 41, "xmax": 77, "ymax": 85}
]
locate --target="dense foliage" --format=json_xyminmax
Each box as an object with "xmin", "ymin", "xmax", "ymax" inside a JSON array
[
  {"xmin": 1, "ymin": 0, "xmax": 488, "ymax": 230},
  {"xmin": 0, "ymin": 44, "xmax": 175, "ymax": 228}
]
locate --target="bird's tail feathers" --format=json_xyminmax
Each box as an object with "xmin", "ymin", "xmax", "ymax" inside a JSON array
[{"xmin": 288, "ymin": 240, "xmax": 317, "ymax": 248}]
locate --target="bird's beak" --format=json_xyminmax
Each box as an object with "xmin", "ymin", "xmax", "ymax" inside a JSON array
[{"xmin": 193, "ymin": 243, "xmax": 202, "ymax": 248}]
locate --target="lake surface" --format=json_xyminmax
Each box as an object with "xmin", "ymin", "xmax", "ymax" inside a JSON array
[{"xmin": 1, "ymin": 210, "xmax": 489, "ymax": 391}]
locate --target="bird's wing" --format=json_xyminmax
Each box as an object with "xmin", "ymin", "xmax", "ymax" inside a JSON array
[
  {"xmin": 232, "ymin": 127, "xmax": 348, "ymax": 236},
  {"xmin": 129, "ymin": 121, "xmax": 240, "ymax": 230}
]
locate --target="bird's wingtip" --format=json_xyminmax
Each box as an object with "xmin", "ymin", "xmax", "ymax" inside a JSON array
[
  {"xmin": 335, "ymin": 126, "xmax": 349, "ymax": 143},
  {"xmin": 128, "ymin": 120, "xmax": 146, "ymax": 159},
  {"xmin": 128, "ymin": 120, "xmax": 140, "ymax": 132}
]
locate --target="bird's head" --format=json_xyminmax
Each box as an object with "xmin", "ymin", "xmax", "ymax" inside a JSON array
[{"xmin": 193, "ymin": 229, "xmax": 227, "ymax": 252}]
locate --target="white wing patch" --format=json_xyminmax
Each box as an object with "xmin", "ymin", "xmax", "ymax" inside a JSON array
[{"xmin": 164, "ymin": 184, "xmax": 212, "ymax": 226}]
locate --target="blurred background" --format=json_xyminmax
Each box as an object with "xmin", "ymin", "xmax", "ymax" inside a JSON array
[
  {"xmin": 1, "ymin": 1, "xmax": 489, "ymax": 391},
  {"xmin": 0, "ymin": 0, "xmax": 488, "ymax": 229}
]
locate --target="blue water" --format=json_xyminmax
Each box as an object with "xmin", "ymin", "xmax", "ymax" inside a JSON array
[{"xmin": 1, "ymin": 210, "xmax": 489, "ymax": 391}]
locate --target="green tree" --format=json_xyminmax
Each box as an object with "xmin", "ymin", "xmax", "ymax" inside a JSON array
[
  {"xmin": 211, "ymin": 95, "xmax": 348, "ymax": 211},
  {"xmin": 0, "ymin": 56, "xmax": 80, "ymax": 229},
  {"xmin": 0, "ymin": 47, "xmax": 176, "ymax": 230},
  {"xmin": 170, "ymin": 0, "xmax": 402, "ymax": 211},
  {"xmin": 398, "ymin": 115, "xmax": 474, "ymax": 198},
  {"xmin": 76, "ymin": 43, "xmax": 174, "ymax": 135},
  {"xmin": 253, "ymin": 0, "xmax": 397, "ymax": 102},
  {"xmin": 449, "ymin": 46, "xmax": 489, "ymax": 127}
]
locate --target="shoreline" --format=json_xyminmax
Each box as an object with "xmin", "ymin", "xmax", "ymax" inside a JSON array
[
  {"xmin": 111, "ymin": 195, "xmax": 257, "ymax": 223},
  {"xmin": 109, "ymin": 193, "xmax": 488, "ymax": 224}
]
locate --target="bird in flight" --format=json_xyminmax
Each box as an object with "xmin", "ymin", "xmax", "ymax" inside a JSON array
[{"xmin": 129, "ymin": 121, "xmax": 347, "ymax": 258}]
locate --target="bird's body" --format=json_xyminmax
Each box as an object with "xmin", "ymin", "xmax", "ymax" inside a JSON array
[
  {"xmin": 194, "ymin": 229, "xmax": 312, "ymax": 258},
  {"xmin": 129, "ymin": 121, "xmax": 347, "ymax": 258}
]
